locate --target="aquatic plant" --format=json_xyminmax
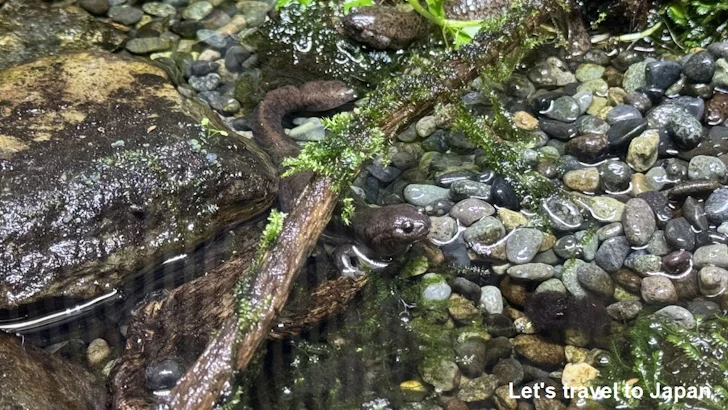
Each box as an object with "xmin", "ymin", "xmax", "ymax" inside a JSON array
[
  {"xmin": 598, "ymin": 314, "xmax": 728, "ymax": 409},
  {"xmin": 664, "ymin": 0, "xmax": 728, "ymax": 48}
]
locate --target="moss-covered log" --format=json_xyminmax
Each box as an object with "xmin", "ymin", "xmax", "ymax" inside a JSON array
[{"xmin": 167, "ymin": 1, "xmax": 566, "ymax": 408}]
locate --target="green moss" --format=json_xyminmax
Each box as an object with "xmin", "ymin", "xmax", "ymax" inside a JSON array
[
  {"xmin": 454, "ymin": 102, "xmax": 557, "ymax": 214},
  {"xmin": 598, "ymin": 314, "xmax": 728, "ymax": 409}
]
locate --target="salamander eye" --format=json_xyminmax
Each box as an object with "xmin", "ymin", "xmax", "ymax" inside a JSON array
[{"xmin": 401, "ymin": 221, "xmax": 414, "ymax": 233}]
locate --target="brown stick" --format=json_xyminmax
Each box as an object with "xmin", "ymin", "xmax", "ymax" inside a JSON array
[{"xmin": 167, "ymin": 2, "xmax": 560, "ymax": 407}]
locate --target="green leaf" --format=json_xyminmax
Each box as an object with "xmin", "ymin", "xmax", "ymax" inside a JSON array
[
  {"xmin": 667, "ymin": 4, "xmax": 688, "ymax": 25},
  {"xmin": 343, "ymin": 0, "xmax": 374, "ymax": 14}
]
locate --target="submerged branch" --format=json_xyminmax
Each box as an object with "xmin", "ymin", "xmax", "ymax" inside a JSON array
[{"xmin": 167, "ymin": 1, "xmax": 563, "ymax": 408}]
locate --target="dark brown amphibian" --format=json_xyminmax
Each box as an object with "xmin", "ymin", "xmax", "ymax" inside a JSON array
[
  {"xmin": 251, "ymin": 80, "xmax": 431, "ymax": 260},
  {"xmin": 251, "ymin": 80, "xmax": 356, "ymax": 212},
  {"xmin": 341, "ymin": 7, "xmax": 429, "ymax": 50},
  {"xmin": 342, "ymin": 0, "xmax": 515, "ymax": 50}
]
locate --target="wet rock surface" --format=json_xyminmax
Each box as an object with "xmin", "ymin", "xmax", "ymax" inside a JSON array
[{"xmin": 0, "ymin": 52, "xmax": 276, "ymax": 309}]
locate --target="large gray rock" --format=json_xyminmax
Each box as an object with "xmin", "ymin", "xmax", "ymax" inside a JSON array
[
  {"xmin": 0, "ymin": 52, "xmax": 277, "ymax": 308},
  {"xmin": 0, "ymin": 0, "xmax": 125, "ymax": 71}
]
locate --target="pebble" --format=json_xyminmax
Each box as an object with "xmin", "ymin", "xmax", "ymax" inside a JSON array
[
  {"xmin": 528, "ymin": 57, "xmax": 576, "ymax": 87},
  {"xmin": 541, "ymin": 96, "xmax": 580, "ymax": 122},
  {"xmin": 142, "ymin": 2, "xmax": 177, "ymax": 17},
  {"xmin": 595, "ymin": 236, "xmax": 631, "ymax": 273},
  {"xmin": 87, "ymin": 338, "xmax": 110, "ymax": 367},
  {"xmin": 606, "ymin": 301, "xmax": 642, "ymax": 321},
  {"xmin": 197, "ymin": 29, "xmax": 228, "ymax": 49},
  {"xmin": 512, "ymin": 335, "xmax": 565, "ymax": 367},
  {"xmin": 662, "ymin": 250, "xmax": 693, "ymax": 275},
  {"xmin": 652, "ymin": 305, "xmax": 696, "ymax": 329},
  {"xmin": 506, "ymin": 263, "xmax": 555, "ymax": 281},
  {"xmin": 422, "ymin": 278, "xmax": 452, "ymax": 302},
  {"xmin": 576, "ymin": 263, "xmax": 614, "ymax": 298},
  {"xmin": 490, "ymin": 177, "xmax": 519, "ymax": 210},
  {"xmin": 108, "ymin": 5, "xmax": 144, "ymax": 25},
  {"xmin": 125, "ymin": 37, "xmax": 172, "ymax": 54},
  {"xmin": 463, "ymin": 216, "xmax": 505, "ymax": 246},
  {"xmin": 683, "ymin": 51, "xmax": 716, "ymax": 83},
  {"xmin": 575, "ymin": 63, "xmax": 605, "ymax": 82},
  {"xmin": 449, "ymin": 199, "xmax": 495, "ymax": 226},
  {"xmin": 666, "ymin": 109, "xmax": 704, "ymax": 149},
  {"xmin": 450, "ymin": 180, "xmax": 491, "ymax": 202},
  {"xmin": 457, "ymin": 374, "xmax": 498, "ymax": 402},
  {"xmin": 622, "ymin": 61, "xmax": 648, "ymax": 93},
  {"xmin": 540, "ymin": 118, "xmax": 577, "ymax": 140},
  {"xmin": 693, "ymin": 244, "xmax": 728, "ymax": 269},
  {"xmin": 544, "ymin": 196, "xmax": 583, "ymax": 231},
  {"xmin": 705, "ymin": 188, "xmax": 728, "ymax": 223},
  {"xmin": 188, "ymin": 73, "xmax": 221, "ymax": 91},
  {"xmin": 598, "ymin": 160, "xmax": 632, "ymax": 193},
  {"xmin": 641, "ymin": 276, "xmax": 678, "ymax": 304},
  {"xmin": 705, "ymin": 94, "xmax": 728, "ymax": 125},
  {"xmin": 182, "ymin": 1, "xmax": 214, "ymax": 20},
  {"xmin": 622, "ymin": 198, "xmax": 656, "ymax": 246},
  {"xmin": 698, "ymin": 266, "xmax": 728, "ymax": 296},
  {"xmin": 146, "ymin": 358, "xmax": 185, "ymax": 390},
  {"xmin": 645, "ymin": 60, "xmax": 682, "ymax": 90},
  {"xmin": 578, "ymin": 79, "xmax": 608, "ymax": 97},
  {"xmin": 597, "ymin": 222, "xmax": 624, "ymax": 241},
  {"xmin": 688, "ymin": 155, "xmax": 726, "ymax": 181},
  {"xmin": 625, "ymin": 253, "xmax": 662, "ymax": 275},
  {"xmin": 425, "ymin": 199, "xmax": 455, "ymax": 217},
  {"xmin": 506, "ymin": 229, "xmax": 543, "ymax": 264},
  {"xmin": 416, "ymin": 116, "xmax": 438, "ymax": 137},
  {"xmin": 505, "ymin": 74, "xmax": 535, "ymax": 98},
  {"xmin": 626, "ymin": 129, "xmax": 659, "ymax": 172},
  {"xmin": 429, "ymin": 216, "xmax": 458, "ymax": 242},
  {"xmin": 576, "ymin": 115, "xmax": 610, "ymax": 134},
  {"xmin": 607, "ymin": 118, "xmax": 648, "ymax": 149},
  {"xmin": 479, "ymin": 286, "xmax": 504, "ymax": 314},
  {"xmin": 498, "ymin": 209, "xmax": 528, "ymax": 231},
  {"xmin": 683, "ymin": 196, "xmax": 710, "ymax": 230},
  {"xmin": 606, "ymin": 104, "xmax": 642, "ymax": 125},
  {"xmin": 450, "ymin": 277, "xmax": 481, "ymax": 302},
  {"xmin": 79, "ymin": 0, "xmax": 110, "ymax": 15},
  {"xmin": 664, "ymin": 217, "xmax": 696, "ymax": 251},
  {"xmin": 563, "ymin": 167, "xmax": 599, "ymax": 192},
  {"xmin": 404, "ymin": 184, "xmax": 450, "ymax": 207},
  {"xmin": 565, "ymin": 133, "xmax": 608, "ymax": 161},
  {"xmin": 419, "ymin": 359, "xmax": 461, "ymax": 392},
  {"xmin": 624, "ymin": 91, "xmax": 652, "ymax": 113}
]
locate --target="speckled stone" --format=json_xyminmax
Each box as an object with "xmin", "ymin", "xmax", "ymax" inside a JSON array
[
  {"xmin": 693, "ymin": 244, "xmax": 728, "ymax": 269},
  {"xmin": 506, "ymin": 228, "xmax": 543, "ymax": 264},
  {"xmin": 507, "ymin": 263, "xmax": 555, "ymax": 281},
  {"xmin": 606, "ymin": 301, "xmax": 642, "ymax": 321},
  {"xmin": 688, "ymin": 155, "xmax": 727, "ymax": 181},
  {"xmin": 449, "ymin": 198, "xmax": 495, "ymax": 226},
  {"xmin": 652, "ymin": 305, "xmax": 695, "ymax": 329},
  {"xmin": 464, "ymin": 216, "xmax": 506, "ymax": 246},
  {"xmin": 626, "ymin": 130, "xmax": 659, "ymax": 172},
  {"xmin": 705, "ymin": 188, "xmax": 728, "ymax": 224},
  {"xmin": 595, "ymin": 236, "xmax": 631, "ymax": 273},
  {"xmin": 544, "ymin": 196, "xmax": 584, "ymax": 231},
  {"xmin": 622, "ymin": 198, "xmax": 656, "ymax": 246},
  {"xmin": 577, "ymin": 263, "xmax": 614, "ymax": 298},
  {"xmin": 641, "ymin": 276, "xmax": 678, "ymax": 304},
  {"xmin": 563, "ymin": 167, "xmax": 599, "ymax": 193}
]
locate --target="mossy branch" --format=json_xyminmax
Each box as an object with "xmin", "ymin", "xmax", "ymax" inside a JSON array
[{"xmin": 166, "ymin": 1, "xmax": 564, "ymax": 408}]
